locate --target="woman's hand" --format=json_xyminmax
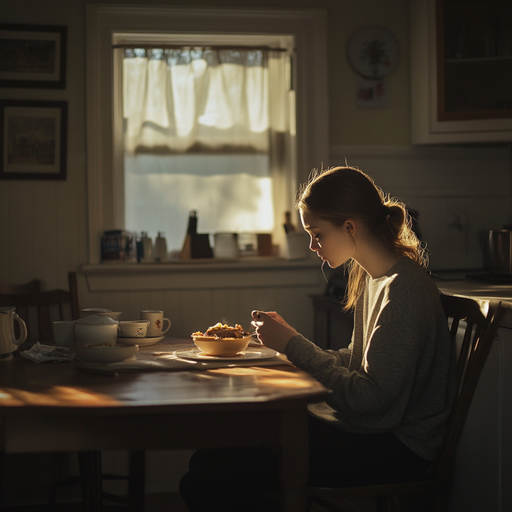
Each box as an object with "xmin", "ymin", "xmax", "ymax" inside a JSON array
[{"xmin": 251, "ymin": 310, "xmax": 299, "ymax": 353}]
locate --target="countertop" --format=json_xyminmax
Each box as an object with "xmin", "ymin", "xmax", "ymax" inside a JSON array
[
  {"xmin": 434, "ymin": 275, "xmax": 512, "ymax": 328},
  {"xmin": 436, "ymin": 279, "xmax": 512, "ymax": 302}
]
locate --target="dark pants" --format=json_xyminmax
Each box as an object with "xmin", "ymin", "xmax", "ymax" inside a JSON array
[{"xmin": 179, "ymin": 415, "xmax": 430, "ymax": 512}]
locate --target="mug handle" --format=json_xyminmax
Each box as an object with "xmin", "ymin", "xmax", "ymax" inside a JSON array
[
  {"xmin": 162, "ymin": 318, "xmax": 171, "ymax": 334},
  {"xmin": 12, "ymin": 313, "xmax": 27, "ymax": 346}
]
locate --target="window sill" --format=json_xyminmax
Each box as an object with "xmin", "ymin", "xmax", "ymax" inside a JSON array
[{"xmin": 80, "ymin": 256, "xmax": 324, "ymax": 292}]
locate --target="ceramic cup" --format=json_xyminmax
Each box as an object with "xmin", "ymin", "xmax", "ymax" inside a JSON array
[
  {"xmin": 140, "ymin": 310, "xmax": 171, "ymax": 337},
  {"xmin": 119, "ymin": 320, "xmax": 150, "ymax": 338},
  {"xmin": 285, "ymin": 232, "xmax": 310, "ymax": 260},
  {"xmin": 53, "ymin": 320, "xmax": 75, "ymax": 347}
]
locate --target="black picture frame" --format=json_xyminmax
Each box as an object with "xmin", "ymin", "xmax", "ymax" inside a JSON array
[
  {"xmin": 0, "ymin": 23, "xmax": 67, "ymax": 89},
  {"xmin": 0, "ymin": 99, "xmax": 67, "ymax": 181}
]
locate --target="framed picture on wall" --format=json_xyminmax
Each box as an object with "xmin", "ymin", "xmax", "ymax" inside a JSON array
[
  {"xmin": 0, "ymin": 23, "xmax": 67, "ymax": 89},
  {"xmin": 0, "ymin": 100, "xmax": 67, "ymax": 180}
]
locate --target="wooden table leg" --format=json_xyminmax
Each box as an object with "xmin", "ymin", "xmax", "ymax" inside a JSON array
[
  {"xmin": 279, "ymin": 409, "xmax": 309, "ymax": 512},
  {"xmin": 79, "ymin": 451, "xmax": 103, "ymax": 512},
  {"xmin": 128, "ymin": 450, "xmax": 146, "ymax": 512}
]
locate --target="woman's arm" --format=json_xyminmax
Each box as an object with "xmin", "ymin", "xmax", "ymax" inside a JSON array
[{"xmin": 251, "ymin": 310, "xmax": 353, "ymax": 368}]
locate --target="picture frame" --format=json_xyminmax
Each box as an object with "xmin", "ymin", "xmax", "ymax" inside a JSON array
[
  {"xmin": 0, "ymin": 23, "xmax": 67, "ymax": 89},
  {"xmin": 0, "ymin": 100, "xmax": 67, "ymax": 181}
]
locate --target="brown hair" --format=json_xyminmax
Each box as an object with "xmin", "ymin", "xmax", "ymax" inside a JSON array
[{"xmin": 296, "ymin": 166, "xmax": 427, "ymax": 309}]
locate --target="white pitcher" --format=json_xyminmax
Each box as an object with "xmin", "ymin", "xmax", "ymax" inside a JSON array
[{"xmin": 0, "ymin": 307, "xmax": 27, "ymax": 361}]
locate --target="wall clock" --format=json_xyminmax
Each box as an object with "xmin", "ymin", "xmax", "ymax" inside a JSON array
[{"xmin": 347, "ymin": 26, "xmax": 399, "ymax": 80}]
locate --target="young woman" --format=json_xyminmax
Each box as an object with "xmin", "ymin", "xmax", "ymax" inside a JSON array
[{"xmin": 180, "ymin": 166, "xmax": 457, "ymax": 510}]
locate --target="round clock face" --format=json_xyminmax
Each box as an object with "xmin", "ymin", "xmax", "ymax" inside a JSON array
[{"xmin": 347, "ymin": 26, "xmax": 399, "ymax": 80}]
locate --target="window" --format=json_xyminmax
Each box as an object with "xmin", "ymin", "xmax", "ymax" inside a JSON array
[
  {"xmin": 118, "ymin": 41, "xmax": 294, "ymax": 252},
  {"xmin": 86, "ymin": 5, "xmax": 328, "ymax": 263}
]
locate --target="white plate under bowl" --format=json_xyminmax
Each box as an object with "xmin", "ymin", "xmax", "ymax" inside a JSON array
[
  {"xmin": 174, "ymin": 347, "xmax": 279, "ymax": 361},
  {"xmin": 117, "ymin": 335, "xmax": 165, "ymax": 347},
  {"xmin": 75, "ymin": 344, "xmax": 138, "ymax": 363}
]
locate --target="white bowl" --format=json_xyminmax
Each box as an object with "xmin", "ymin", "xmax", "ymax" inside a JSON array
[
  {"xmin": 192, "ymin": 335, "xmax": 251, "ymax": 356},
  {"xmin": 81, "ymin": 308, "xmax": 112, "ymax": 318},
  {"xmin": 75, "ymin": 344, "xmax": 138, "ymax": 363}
]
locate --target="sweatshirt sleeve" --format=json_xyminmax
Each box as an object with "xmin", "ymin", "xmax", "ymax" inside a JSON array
[{"xmin": 285, "ymin": 292, "xmax": 429, "ymax": 433}]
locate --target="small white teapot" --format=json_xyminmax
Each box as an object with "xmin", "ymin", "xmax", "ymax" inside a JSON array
[{"xmin": 74, "ymin": 314, "xmax": 119, "ymax": 348}]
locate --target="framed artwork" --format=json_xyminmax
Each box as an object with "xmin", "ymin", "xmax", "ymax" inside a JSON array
[
  {"xmin": 0, "ymin": 100, "xmax": 67, "ymax": 180},
  {"xmin": 0, "ymin": 23, "xmax": 67, "ymax": 89}
]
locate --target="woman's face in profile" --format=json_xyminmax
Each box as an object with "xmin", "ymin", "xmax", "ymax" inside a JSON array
[{"xmin": 300, "ymin": 211, "xmax": 355, "ymax": 268}]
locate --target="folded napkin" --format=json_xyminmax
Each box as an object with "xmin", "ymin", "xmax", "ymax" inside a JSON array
[{"xmin": 75, "ymin": 343, "xmax": 289, "ymax": 374}]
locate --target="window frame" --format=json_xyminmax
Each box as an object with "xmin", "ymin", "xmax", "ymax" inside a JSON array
[{"xmin": 86, "ymin": 5, "xmax": 329, "ymax": 263}]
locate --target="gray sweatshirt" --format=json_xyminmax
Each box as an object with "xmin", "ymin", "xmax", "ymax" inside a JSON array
[{"xmin": 286, "ymin": 257, "xmax": 457, "ymax": 461}]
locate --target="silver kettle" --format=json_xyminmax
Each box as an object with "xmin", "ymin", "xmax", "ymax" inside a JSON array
[{"xmin": 488, "ymin": 229, "xmax": 512, "ymax": 274}]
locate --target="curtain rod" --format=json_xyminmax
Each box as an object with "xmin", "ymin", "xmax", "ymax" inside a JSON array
[{"xmin": 113, "ymin": 44, "xmax": 289, "ymax": 52}]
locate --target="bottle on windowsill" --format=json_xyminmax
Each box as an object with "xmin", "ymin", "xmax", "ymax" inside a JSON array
[
  {"xmin": 140, "ymin": 232, "xmax": 154, "ymax": 263},
  {"xmin": 283, "ymin": 211, "xmax": 296, "ymax": 234},
  {"xmin": 154, "ymin": 232, "xmax": 168, "ymax": 262},
  {"xmin": 180, "ymin": 211, "xmax": 197, "ymax": 260}
]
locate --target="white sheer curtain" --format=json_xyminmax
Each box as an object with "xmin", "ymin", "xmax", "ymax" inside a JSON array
[
  {"xmin": 123, "ymin": 48, "xmax": 272, "ymax": 153},
  {"xmin": 122, "ymin": 47, "xmax": 295, "ymax": 252}
]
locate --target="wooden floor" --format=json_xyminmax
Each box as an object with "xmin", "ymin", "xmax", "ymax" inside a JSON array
[
  {"xmin": 0, "ymin": 493, "xmax": 189, "ymax": 512},
  {"xmin": 145, "ymin": 493, "xmax": 189, "ymax": 512},
  {"xmin": 0, "ymin": 493, "xmax": 378, "ymax": 512}
]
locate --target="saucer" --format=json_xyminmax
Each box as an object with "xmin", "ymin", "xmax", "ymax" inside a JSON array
[
  {"xmin": 174, "ymin": 347, "xmax": 279, "ymax": 361},
  {"xmin": 117, "ymin": 335, "xmax": 165, "ymax": 347}
]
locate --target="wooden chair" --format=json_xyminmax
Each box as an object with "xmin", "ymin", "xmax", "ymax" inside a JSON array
[
  {"xmin": 306, "ymin": 294, "xmax": 505, "ymax": 512},
  {"xmin": 0, "ymin": 278, "xmax": 41, "ymax": 295},
  {"xmin": 0, "ymin": 273, "xmax": 145, "ymax": 511},
  {"xmin": 0, "ymin": 272, "xmax": 80, "ymax": 342}
]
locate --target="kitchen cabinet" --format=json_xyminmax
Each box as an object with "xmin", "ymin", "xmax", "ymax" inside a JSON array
[{"xmin": 410, "ymin": 0, "xmax": 512, "ymax": 144}]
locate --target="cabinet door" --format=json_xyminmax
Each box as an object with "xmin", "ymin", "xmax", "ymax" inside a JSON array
[
  {"xmin": 449, "ymin": 326, "xmax": 512, "ymax": 512},
  {"xmin": 439, "ymin": 0, "xmax": 512, "ymax": 121},
  {"xmin": 410, "ymin": 0, "xmax": 512, "ymax": 143}
]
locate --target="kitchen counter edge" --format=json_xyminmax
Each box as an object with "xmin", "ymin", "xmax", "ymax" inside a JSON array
[{"xmin": 437, "ymin": 280, "xmax": 512, "ymax": 329}]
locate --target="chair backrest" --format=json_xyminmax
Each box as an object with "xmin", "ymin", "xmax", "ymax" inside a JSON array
[
  {"xmin": 431, "ymin": 294, "xmax": 504, "ymax": 481},
  {"xmin": 0, "ymin": 272, "xmax": 80, "ymax": 343},
  {"xmin": 0, "ymin": 279, "xmax": 41, "ymax": 295}
]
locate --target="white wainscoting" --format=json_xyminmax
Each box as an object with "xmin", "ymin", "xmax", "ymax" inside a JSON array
[{"xmin": 79, "ymin": 257, "xmax": 326, "ymax": 341}]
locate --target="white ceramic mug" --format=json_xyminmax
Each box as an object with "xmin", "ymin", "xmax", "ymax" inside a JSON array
[
  {"xmin": 53, "ymin": 320, "xmax": 75, "ymax": 347},
  {"xmin": 140, "ymin": 310, "xmax": 171, "ymax": 337}
]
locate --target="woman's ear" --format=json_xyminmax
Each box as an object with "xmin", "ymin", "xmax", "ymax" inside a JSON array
[{"xmin": 345, "ymin": 220, "xmax": 356, "ymax": 234}]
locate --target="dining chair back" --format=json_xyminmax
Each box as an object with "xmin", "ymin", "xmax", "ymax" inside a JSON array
[
  {"xmin": 306, "ymin": 294, "xmax": 504, "ymax": 512},
  {"xmin": 0, "ymin": 279, "xmax": 41, "ymax": 295},
  {"xmin": 0, "ymin": 272, "xmax": 80, "ymax": 343}
]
